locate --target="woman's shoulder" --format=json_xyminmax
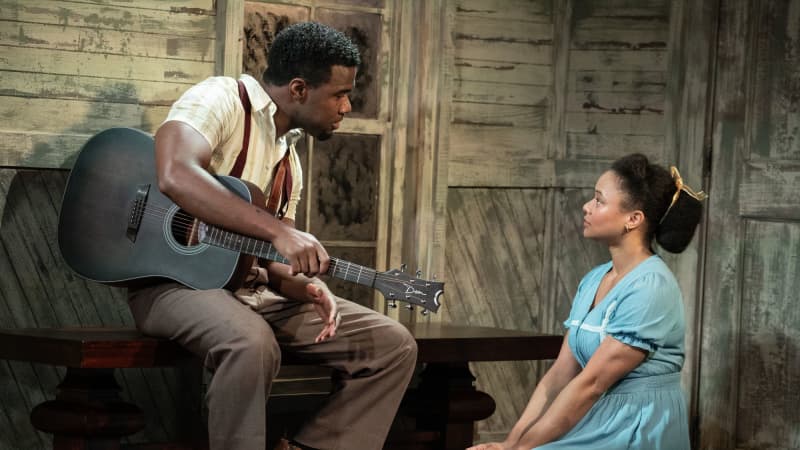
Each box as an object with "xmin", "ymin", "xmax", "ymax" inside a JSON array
[{"xmin": 619, "ymin": 256, "xmax": 682, "ymax": 303}]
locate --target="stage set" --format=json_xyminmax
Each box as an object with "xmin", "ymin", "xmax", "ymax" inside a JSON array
[{"xmin": 1, "ymin": 1, "xmax": 798, "ymax": 449}]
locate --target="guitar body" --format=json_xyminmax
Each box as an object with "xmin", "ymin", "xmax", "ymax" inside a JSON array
[{"xmin": 58, "ymin": 127, "xmax": 256, "ymax": 290}]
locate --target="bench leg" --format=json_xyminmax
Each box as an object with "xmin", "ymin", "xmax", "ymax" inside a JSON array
[
  {"xmin": 413, "ymin": 362, "xmax": 496, "ymax": 450},
  {"xmin": 30, "ymin": 367, "xmax": 145, "ymax": 450}
]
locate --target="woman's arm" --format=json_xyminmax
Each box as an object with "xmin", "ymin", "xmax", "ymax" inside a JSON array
[
  {"xmin": 512, "ymin": 336, "xmax": 647, "ymax": 449},
  {"xmin": 503, "ymin": 333, "xmax": 581, "ymax": 445}
]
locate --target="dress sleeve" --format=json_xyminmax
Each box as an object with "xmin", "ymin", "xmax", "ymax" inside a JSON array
[
  {"xmin": 603, "ymin": 272, "xmax": 681, "ymax": 353},
  {"xmin": 163, "ymin": 77, "xmax": 239, "ymax": 151}
]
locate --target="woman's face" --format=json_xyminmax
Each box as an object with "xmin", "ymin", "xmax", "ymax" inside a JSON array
[{"xmin": 582, "ymin": 170, "xmax": 631, "ymax": 241}]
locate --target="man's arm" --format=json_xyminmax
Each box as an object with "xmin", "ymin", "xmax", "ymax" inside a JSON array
[{"xmin": 155, "ymin": 121, "xmax": 329, "ymax": 276}]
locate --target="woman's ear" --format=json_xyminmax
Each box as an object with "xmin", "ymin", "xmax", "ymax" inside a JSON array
[{"xmin": 626, "ymin": 210, "xmax": 646, "ymax": 232}]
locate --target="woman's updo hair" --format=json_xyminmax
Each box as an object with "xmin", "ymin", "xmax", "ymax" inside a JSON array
[{"xmin": 611, "ymin": 153, "xmax": 704, "ymax": 253}]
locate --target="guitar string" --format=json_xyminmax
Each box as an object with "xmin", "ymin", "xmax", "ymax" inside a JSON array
[
  {"xmin": 132, "ymin": 205, "xmax": 434, "ymax": 290},
  {"xmin": 132, "ymin": 208, "xmax": 439, "ymax": 293}
]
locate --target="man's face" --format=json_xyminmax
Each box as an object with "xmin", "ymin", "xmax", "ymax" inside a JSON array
[{"xmin": 295, "ymin": 65, "xmax": 356, "ymax": 141}]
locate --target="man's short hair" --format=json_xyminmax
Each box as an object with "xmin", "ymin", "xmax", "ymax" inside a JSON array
[{"xmin": 264, "ymin": 21, "xmax": 361, "ymax": 87}]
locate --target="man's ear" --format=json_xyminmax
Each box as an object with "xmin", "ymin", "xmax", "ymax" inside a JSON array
[{"xmin": 288, "ymin": 78, "xmax": 308, "ymax": 102}]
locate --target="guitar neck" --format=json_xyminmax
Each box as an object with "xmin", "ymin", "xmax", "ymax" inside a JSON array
[{"xmin": 200, "ymin": 225, "xmax": 378, "ymax": 288}]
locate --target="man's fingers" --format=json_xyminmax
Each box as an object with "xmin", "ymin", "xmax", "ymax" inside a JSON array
[
  {"xmin": 316, "ymin": 243, "xmax": 330, "ymax": 274},
  {"xmin": 307, "ymin": 252, "xmax": 320, "ymax": 277}
]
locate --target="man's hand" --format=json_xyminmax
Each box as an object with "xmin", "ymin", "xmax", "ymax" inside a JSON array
[
  {"xmin": 273, "ymin": 226, "xmax": 330, "ymax": 277},
  {"xmin": 306, "ymin": 283, "xmax": 340, "ymax": 343}
]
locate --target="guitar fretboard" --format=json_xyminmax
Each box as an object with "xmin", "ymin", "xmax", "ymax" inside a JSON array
[{"xmin": 200, "ymin": 225, "xmax": 378, "ymax": 287}]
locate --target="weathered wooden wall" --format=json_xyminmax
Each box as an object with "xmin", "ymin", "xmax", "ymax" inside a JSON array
[
  {"xmin": 698, "ymin": 0, "xmax": 800, "ymax": 448},
  {"xmin": 436, "ymin": 0, "xmax": 799, "ymax": 447},
  {"xmin": 439, "ymin": 0, "xmax": 691, "ymax": 442},
  {"xmin": 0, "ymin": 1, "xmax": 215, "ymax": 448},
  {"xmin": 3, "ymin": 0, "xmax": 799, "ymax": 448}
]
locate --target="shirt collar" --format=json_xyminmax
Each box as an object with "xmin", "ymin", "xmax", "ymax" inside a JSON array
[{"xmin": 239, "ymin": 74, "xmax": 304, "ymax": 146}]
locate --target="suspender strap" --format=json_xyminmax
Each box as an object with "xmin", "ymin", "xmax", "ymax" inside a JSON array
[
  {"xmin": 230, "ymin": 80, "xmax": 252, "ymax": 179},
  {"xmin": 232, "ymin": 79, "xmax": 293, "ymax": 218},
  {"xmin": 266, "ymin": 155, "xmax": 292, "ymax": 219}
]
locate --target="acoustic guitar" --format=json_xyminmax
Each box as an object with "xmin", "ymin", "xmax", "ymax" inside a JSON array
[{"xmin": 57, "ymin": 128, "xmax": 442, "ymax": 314}]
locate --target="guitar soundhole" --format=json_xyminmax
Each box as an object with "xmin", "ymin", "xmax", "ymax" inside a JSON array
[{"xmin": 170, "ymin": 209, "xmax": 201, "ymax": 247}]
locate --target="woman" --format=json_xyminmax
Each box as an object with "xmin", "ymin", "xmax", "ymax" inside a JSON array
[{"xmin": 469, "ymin": 154, "xmax": 707, "ymax": 450}]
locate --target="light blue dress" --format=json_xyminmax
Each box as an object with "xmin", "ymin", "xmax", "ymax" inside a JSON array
[{"xmin": 536, "ymin": 255, "xmax": 690, "ymax": 450}]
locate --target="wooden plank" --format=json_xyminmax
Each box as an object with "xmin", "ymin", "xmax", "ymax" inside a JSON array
[
  {"xmin": 739, "ymin": 160, "xmax": 800, "ymax": 221},
  {"xmin": 564, "ymin": 111, "xmax": 665, "ymax": 135},
  {"xmin": 454, "ymin": 38, "xmax": 552, "ymax": 65},
  {"xmin": 68, "ymin": 0, "xmax": 215, "ymax": 13},
  {"xmin": 737, "ymin": 220, "xmax": 800, "ymax": 450},
  {"xmin": 0, "ymin": 46, "xmax": 215, "ymax": 83},
  {"xmin": 454, "ymin": 15, "xmax": 552, "ymax": 42},
  {"xmin": 215, "ymin": 0, "xmax": 243, "ymax": 77},
  {"xmin": 447, "ymin": 158, "xmax": 609, "ymax": 189},
  {"xmin": 0, "ymin": 72, "xmax": 192, "ymax": 106},
  {"xmin": 443, "ymin": 188, "xmax": 551, "ymax": 434},
  {"xmin": 569, "ymin": 50, "xmax": 667, "ymax": 71},
  {"xmin": 0, "ymin": 96, "xmax": 169, "ymax": 136},
  {"xmin": 566, "ymin": 91, "xmax": 665, "ymax": 114},
  {"xmin": 698, "ymin": 0, "xmax": 754, "ymax": 446},
  {"xmin": 454, "ymin": 80, "xmax": 550, "ymax": 106},
  {"xmin": 747, "ymin": 0, "xmax": 800, "ymax": 161},
  {"xmin": 455, "ymin": 58, "xmax": 552, "ymax": 85},
  {"xmin": 0, "ymin": 131, "xmax": 90, "ymax": 169},
  {"xmin": 452, "ymin": 102, "xmax": 547, "ymax": 129},
  {"xmin": 448, "ymin": 125, "xmax": 549, "ymax": 162},
  {"xmin": 0, "ymin": 20, "xmax": 214, "ymax": 61},
  {"xmin": 455, "ymin": 0, "xmax": 551, "ymax": 22},
  {"xmin": 566, "ymin": 132, "xmax": 663, "ymax": 160},
  {"xmin": 572, "ymin": 26, "xmax": 668, "ymax": 51},
  {"xmin": 549, "ymin": 0, "xmax": 573, "ymax": 161},
  {"xmin": 0, "ymin": 0, "xmax": 215, "ymax": 37},
  {"xmin": 572, "ymin": 69, "xmax": 666, "ymax": 93},
  {"xmin": 571, "ymin": 0, "xmax": 670, "ymax": 18}
]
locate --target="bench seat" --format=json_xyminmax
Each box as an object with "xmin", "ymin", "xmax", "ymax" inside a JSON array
[{"xmin": 0, "ymin": 323, "xmax": 561, "ymax": 450}]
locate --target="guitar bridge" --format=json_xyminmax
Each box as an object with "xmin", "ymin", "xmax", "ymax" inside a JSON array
[{"xmin": 126, "ymin": 184, "xmax": 150, "ymax": 243}]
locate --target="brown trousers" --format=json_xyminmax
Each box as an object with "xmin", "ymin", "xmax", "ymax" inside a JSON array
[{"xmin": 128, "ymin": 283, "xmax": 417, "ymax": 450}]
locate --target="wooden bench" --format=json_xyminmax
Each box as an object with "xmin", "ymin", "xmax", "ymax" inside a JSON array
[{"xmin": 0, "ymin": 323, "xmax": 561, "ymax": 450}]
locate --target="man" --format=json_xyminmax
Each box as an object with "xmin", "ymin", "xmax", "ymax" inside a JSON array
[{"xmin": 128, "ymin": 22, "xmax": 417, "ymax": 450}]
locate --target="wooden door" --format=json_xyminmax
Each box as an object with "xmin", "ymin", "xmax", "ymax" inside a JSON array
[{"xmin": 698, "ymin": 0, "xmax": 800, "ymax": 448}]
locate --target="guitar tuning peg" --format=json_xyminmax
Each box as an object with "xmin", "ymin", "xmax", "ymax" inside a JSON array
[
  {"xmin": 400, "ymin": 263, "xmax": 407, "ymax": 272},
  {"xmin": 405, "ymin": 304, "xmax": 415, "ymax": 311},
  {"xmin": 415, "ymin": 269, "xmax": 422, "ymax": 277},
  {"xmin": 421, "ymin": 310, "xmax": 428, "ymax": 316},
  {"xmin": 389, "ymin": 300, "xmax": 398, "ymax": 308}
]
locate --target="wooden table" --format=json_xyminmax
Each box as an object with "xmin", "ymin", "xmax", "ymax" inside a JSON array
[{"xmin": 0, "ymin": 324, "xmax": 562, "ymax": 450}]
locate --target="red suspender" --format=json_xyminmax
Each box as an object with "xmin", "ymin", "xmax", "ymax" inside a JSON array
[{"xmin": 232, "ymin": 79, "xmax": 293, "ymax": 219}]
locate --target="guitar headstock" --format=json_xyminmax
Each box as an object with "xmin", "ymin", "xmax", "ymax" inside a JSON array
[{"xmin": 373, "ymin": 267, "xmax": 443, "ymax": 314}]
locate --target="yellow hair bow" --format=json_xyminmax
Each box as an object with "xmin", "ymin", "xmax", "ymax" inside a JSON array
[{"xmin": 659, "ymin": 166, "xmax": 708, "ymax": 224}]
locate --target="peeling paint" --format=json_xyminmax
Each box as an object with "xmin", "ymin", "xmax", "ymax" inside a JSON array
[
  {"xmin": 452, "ymin": 119, "xmax": 514, "ymax": 127},
  {"xmin": 170, "ymin": 7, "xmax": 213, "ymax": 16},
  {"xmin": 17, "ymin": 26, "xmax": 48, "ymax": 45},
  {"xmin": 454, "ymin": 33, "xmax": 552, "ymax": 46},
  {"xmin": 164, "ymin": 71, "xmax": 191, "ymax": 80}
]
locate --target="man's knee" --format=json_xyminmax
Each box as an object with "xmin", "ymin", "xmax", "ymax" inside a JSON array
[
  {"xmin": 216, "ymin": 324, "xmax": 282, "ymax": 377},
  {"xmin": 381, "ymin": 321, "xmax": 417, "ymax": 364}
]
